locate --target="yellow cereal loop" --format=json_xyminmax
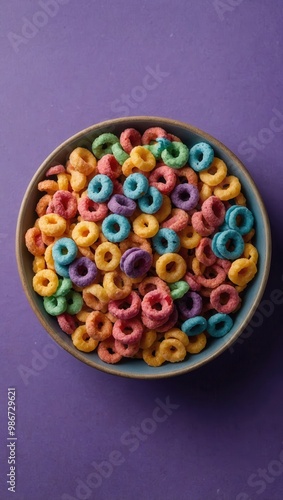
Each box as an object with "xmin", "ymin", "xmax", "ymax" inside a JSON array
[
  {"xmin": 243, "ymin": 243, "xmax": 258, "ymax": 265},
  {"xmin": 132, "ymin": 214, "xmax": 159, "ymax": 238},
  {"xmin": 33, "ymin": 269, "xmax": 59, "ymax": 297},
  {"xmin": 76, "ymin": 307, "xmax": 92, "ymax": 323},
  {"xmin": 235, "ymin": 192, "xmax": 246, "ymax": 206},
  {"xmin": 69, "ymin": 147, "xmax": 97, "ymax": 176},
  {"xmin": 57, "ymin": 173, "xmax": 70, "ymax": 190},
  {"xmin": 94, "ymin": 242, "xmax": 121, "ymax": 271},
  {"xmin": 70, "ymin": 169, "xmax": 87, "ymax": 192},
  {"xmin": 192, "ymin": 257, "xmax": 205, "ymax": 276},
  {"xmin": 179, "ymin": 225, "xmax": 202, "ymax": 249},
  {"xmin": 122, "ymin": 158, "xmax": 140, "ymax": 176},
  {"xmin": 155, "ymin": 253, "xmax": 187, "ymax": 283},
  {"xmin": 186, "ymin": 333, "xmax": 207, "ymax": 354},
  {"xmin": 199, "ymin": 157, "xmax": 227, "ymax": 186},
  {"xmin": 214, "ymin": 175, "xmax": 241, "ymax": 200},
  {"xmin": 140, "ymin": 330, "xmax": 157, "ymax": 349},
  {"xmin": 71, "ymin": 325, "xmax": 98, "ymax": 353},
  {"xmin": 164, "ymin": 328, "xmax": 189, "ymax": 347},
  {"xmin": 72, "ymin": 221, "xmax": 99, "ymax": 247},
  {"xmin": 228, "ymin": 258, "xmax": 257, "ymax": 286},
  {"xmin": 103, "ymin": 271, "xmax": 132, "ymax": 300},
  {"xmin": 154, "ymin": 195, "xmax": 172, "ymax": 222},
  {"xmin": 130, "ymin": 146, "xmax": 156, "ymax": 172},
  {"xmin": 32, "ymin": 256, "xmax": 45, "ymax": 273},
  {"xmin": 198, "ymin": 182, "xmax": 212, "ymax": 203},
  {"xmin": 142, "ymin": 341, "xmax": 164, "ymax": 366},
  {"xmin": 44, "ymin": 244, "xmax": 55, "ymax": 270},
  {"xmin": 159, "ymin": 338, "xmax": 187, "ymax": 362},
  {"xmin": 38, "ymin": 214, "xmax": 67, "ymax": 237}
]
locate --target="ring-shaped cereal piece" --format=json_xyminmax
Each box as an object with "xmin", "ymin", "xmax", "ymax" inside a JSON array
[
  {"xmin": 53, "ymin": 277, "xmax": 72, "ymax": 297},
  {"xmin": 43, "ymin": 295, "xmax": 67, "ymax": 315},
  {"xmin": 36, "ymin": 194, "xmax": 52, "ymax": 217},
  {"xmin": 141, "ymin": 127, "xmax": 168, "ymax": 145},
  {"xmin": 112, "ymin": 142, "xmax": 130, "ymax": 165},
  {"xmin": 38, "ymin": 179, "xmax": 59, "ymax": 194},
  {"xmin": 214, "ymin": 175, "xmax": 241, "ymax": 201},
  {"xmin": 142, "ymin": 341, "xmax": 164, "ymax": 366},
  {"xmin": 176, "ymin": 291, "xmax": 203, "ymax": 320},
  {"xmin": 91, "ymin": 133, "xmax": 119, "ymax": 159},
  {"xmin": 94, "ymin": 242, "xmax": 121, "ymax": 271},
  {"xmin": 69, "ymin": 257, "xmax": 98, "ymax": 287},
  {"xmin": 108, "ymin": 194, "xmax": 136, "ymax": 217},
  {"xmin": 119, "ymin": 232, "xmax": 152, "ymax": 255},
  {"xmin": 152, "ymin": 228, "xmax": 180, "ymax": 254},
  {"xmin": 108, "ymin": 291, "xmax": 141, "ymax": 320},
  {"xmin": 159, "ymin": 338, "xmax": 187, "ymax": 363},
  {"xmin": 38, "ymin": 214, "xmax": 67, "ymax": 237},
  {"xmin": 191, "ymin": 211, "xmax": 215, "ymax": 237},
  {"xmin": 207, "ymin": 313, "xmax": 233, "ymax": 337},
  {"xmin": 175, "ymin": 166, "xmax": 198, "ymax": 186},
  {"xmin": 123, "ymin": 173, "xmax": 149, "ymax": 199},
  {"xmin": 78, "ymin": 197, "xmax": 108, "ymax": 222},
  {"xmin": 210, "ymin": 284, "xmax": 240, "ymax": 314},
  {"xmin": 97, "ymin": 336, "xmax": 122, "ymax": 363},
  {"xmin": 155, "ymin": 305, "xmax": 178, "ymax": 333},
  {"xmin": 82, "ymin": 284, "xmax": 109, "ymax": 310},
  {"xmin": 243, "ymin": 243, "xmax": 258, "ymax": 265},
  {"xmin": 199, "ymin": 157, "xmax": 227, "ymax": 186},
  {"xmin": 138, "ymin": 186, "xmax": 163, "ymax": 214},
  {"xmin": 171, "ymin": 183, "xmax": 199, "ymax": 211},
  {"xmin": 164, "ymin": 328, "xmax": 189, "ymax": 347},
  {"xmin": 198, "ymin": 182, "xmax": 213, "ymax": 203},
  {"xmin": 161, "ymin": 208, "xmax": 189, "ymax": 232},
  {"xmin": 130, "ymin": 146, "xmax": 156, "ymax": 172},
  {"xmin": 65, "ymin": 290, "xmax": 84, "ymax": 315},
  {"xmin": 101, "ymin": 214, "xmax": 131, "ymax": 243},
  {"xmin": 138, "ymin": 276, "xmax": 170, "ymax": 297},
  {"xmin": 154, "ymin": 195, "xmax": 172, "ymax": 223},
  {"xmin": 120, "ymin": 248, "xmax": 152, "ymax": 278},
  {"xmin": 69, "ymin": 147, "xmax": 97, "ymax": 175},
  {"xmin": 72, "ymin": 325, "xmax": 98, "ymax": 352},
  {"xmin": 201, "ymin": 196, "xmax": 226, "ymax": 227},
  {"xmin": 103, "ymin": 270, "xmax": 132, "ymax": 300},
  {"xmin": 72, "ymin": 221, "xmax": 99, "ymax": 247},
  {"xmin": 97, "ymin": 154, "xmax": 122, "ymax": 179},
  {"xmin": 25, "ymin": 227, "xmax": 45, "ymax": 256},
  {"xmin": 184, "ymin": 272, "xmax": 202, "ymax": 292},
  {"xmin": 179, "ymin": 225, "xmax": 202, "ymax": 249},
  {"xmin": 120, "ymin": 128, "xmax": 142, "ymax": 153},
  {"xmin": 132, "ymin": 214, "xmax": 159, "ymax": 238},
  {"xmin": 189, "ymin": 142, "xmax": 214, "ymax": 172},
  {"xmin": 112, "ymin": 317, "xmax": 143, "ymax": 345},
  {"xmin": 88, "ymin": 174, "xmax": 113, "ymax": 203},
  {"xmin": 52, "ymin": 237, "xmax": 78, "ymax": 266},
  {"xmin": 57, "ymin": 313, "xmax": 77, "ymax": 335},
  {"xmin": 181, "ymin": 316, "xmax": 207, "ymax": 336},
  {"xmin": 186, "ymin": 333, "xmax": 207, "ymax": 354},
  {"xmin": 155, "ymin": 253, "xmax": 187, "ymax": 283},
  {"xmin": 228, "ymin": 258, "xmax": 257, "ymax": 286},
  {"xmin": 32, "ymin": 269, "xmax": 59, "ymax": 297},
  {"xmin": 114, "ymin": 339, "xmax": 140, "ymax": 357},
  {"xmin": 86, "ymin": 311, "xmax": 113, "ymax": 341},
  {"xmin": 52, "ymin": 190, "xmax": 78, "ymax": 219},
  {"xmin": 46, "ymin": 164, "xmax": 66, "ymax": 177},
  {"xmin": 161, "ymin": 142, "xmax": 189, "ymax": 169},
  {"xmin": 33, "ymin": 255, "xmax": 45, "ymax": 273},
  {"xmin": 213, "ymin": 229, "xmax": 244, "ymax": 260},
  {"xmin": 148, "ymin": 165, "xmax": 177, "ymax": 194},
  {"xmin": 140, "ymin": 330, "xmax": 157, "ymax": 349},
  {"xmin": 195, "ymin": 264, "xmax": 226, "ymax": 289},
  {"xmin": 122, "ymin": 158, "xmax": 142, "ymax": 177},
  {"xmin": 168, "ymin": 281, "xmax": 190, "ymax": 300},
  {"xmin": 195, "ymin": 237, "xmax": 217, "ymax": 267},
  {"xmin": 191, "ymin": 257, "xmax": 205, "ymax": 276},
  {"xmin": 141, "ymin": 290, "xmax": 173, "ymax": 322},
  {"xmin": 225, "ymin": 205, "xmax": 254, "ymax": 235}
]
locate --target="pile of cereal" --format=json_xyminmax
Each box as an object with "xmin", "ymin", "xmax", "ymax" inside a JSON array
[{"xmin": 25, "ymin": 126, "xmax": 258, "ymax": 366}]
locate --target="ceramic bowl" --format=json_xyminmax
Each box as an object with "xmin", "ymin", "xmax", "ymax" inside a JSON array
[{"xmin": 16, "ymin": 117, "xmax": 271, "ymax": 378}]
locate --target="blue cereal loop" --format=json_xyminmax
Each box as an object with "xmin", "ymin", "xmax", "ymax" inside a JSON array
[
  {"xmin": 88, "ymin": 174, "xmax": 113, "ymax": 203},
  {"xmin": 102, "ymin": 214, "xmax": 131, "ymax": 243},
  {"xmin": 225, "ymin": 205, "xmax": 254, "ymax": 235},
  {"xmin": 207, "ymin": 313, "xmax": 233, "ymax": 337},
  {"xmin": 211, "ymin": 232, "xmax": 226, "ymax": 258},
  {"xmin": 52, "ymin": 237, "xmax": 77, "ymax": 266},
  {"xmin": 54, "ymin": 261, "xmax": 70, "ymax": 278},
  {"xmin": 152, "ymin": 228, "xmax": 180, "ymax": 254},
  {"xmin": 189, "ymin": 142, "xmax": 214, "ymax": 172},
  {"xmin": 123, "ymin": 173, "xmax": 149, "ymax": 200},
  {"xmin": 138, "ymin": 186, "xmax": 163, "ymax": 214},
  {"xmin": 215, "ymin": 229, "xmax": 244, "ymax": 260},
  {"xmin": 181, "ymin": 316, "xmax": 207, "ymax": 336}
]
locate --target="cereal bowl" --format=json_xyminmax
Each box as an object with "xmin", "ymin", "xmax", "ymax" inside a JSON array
[{"xmin": 16, "ymin": 117, "xmax": 271, "ymax": 378}]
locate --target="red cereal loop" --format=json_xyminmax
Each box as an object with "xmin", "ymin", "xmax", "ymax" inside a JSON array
[
  {"xmin": 97, "ymin": 336, "xmax": 122, "ymax": 364},
  {"xmin": 175, "ymin": 167, "xmax": 198, "ymax": 187},
  {"xmin": 141, "ymin": 312, "xmax": 169, "ymax": 330},
  {"xmin": 149, "ymin": 165, "xmax": 177, "ymax": 194},
  {"xmin": 141, "ymin": 127, "xmax": 168, "ymax": 144},
  {"xmin": 141, "ymin": 290, "xmax": 173, "ymax": 322},
  {"xmin": 191, "ymin": 210, "xmax": 215, "ymax": 237},
  {"xmin": 217, "ymin": 258, "xmax": 232, "ymax": 273},
  {"xmin": 210, "ymin": 284, "xmax": 240, "ymax": 314},
  {"xmin": 195, "ymin": 264, "xmax": 226, "ymax": 289},
  {"xmin": 46, "ymin": 164, "xmax": 66, "ymax": 176},
  {"xmin": 52, "ymin": 190, "xmax": 78, "ymax": 219},
  {"xmin": 195, "ymin": 238, "xmax": 217, "ymax": 267},
  {"xmin": 201, "ymin": 196, "xmax": 226, "ymax": 227},
  {"xmin": 184, "ymin": 272, "xmax": 202, "ymax": 291},
  {"xmin": 112, "ymin": 318, "xmax": 143, "ymax": 345},
  {"xmin": 108, "ymin": 292, "xmax": 141, "ymax": 320},
  {"xmin": 114, "ymin": 339, "xmax": 140, "ymax": 357},
  {"xmin": 112, "ymin": 179, "xmax": 123, "ymax": 194},
  {"xmin": 57, "ymin": 313, "xmax": 77, "ymax": 335},
  {"xmin": 138, "ymin": 276, "xmax": 170, "ymax": 296},
  {"xmin": 25, "ymin": 227, "xmax": 45, "ymax": 256},
  {"xmin": 167, "ymin": 133, "xmax": 182, "ymax": 142},
  {"xmin": 161, "ymin": 208, "xmax": 189, "ymax": 232},
  {"xmin": 97, "ymin": 154, "xmax": 122, "ymax": 180},
  {"xmin": 120, "ymin": 128, "xmax": 142, "ymax": 153},
  {"xmin": 78, "ymin": 197, "xmax": 108, "ymax": 222}
]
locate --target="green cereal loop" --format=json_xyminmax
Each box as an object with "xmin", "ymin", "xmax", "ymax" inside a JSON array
[
  {"xmin": 65, "ymin": 290, "xmax": 83, "ymax": 315},
  {"xmin": 144, "ymin": 143, "xmax": 162, "ymax": 160},
  {"xmin": 53, "ymin": 278, "xmax": 73, "ymax": 297},
  {"xmin": 92, "ymin": 133, "xmax": 119, "ymax": 159},
  {"xmin": 43, "ymin": 296, "xmax": 67, "ymax": 316},
  {"xmin": 112, "ymin": 142, "xmax": 130, "ymax": 165},
  {"xmin": 169, "ymin": 281, "xmax": 190, "ymax": 300},
  {"xmin": 161, "ymin": 142, "xmax": 189, "ymax": 169}
]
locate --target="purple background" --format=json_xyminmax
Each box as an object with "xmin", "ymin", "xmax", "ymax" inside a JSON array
[{"xmin": 1, "ymin": 1, "xmax": 283, "ymax": 499}]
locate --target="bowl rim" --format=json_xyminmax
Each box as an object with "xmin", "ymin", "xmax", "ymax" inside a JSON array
[{"xmin": 16, "ymin": 116, "xmax": 272, "ymax": 378}]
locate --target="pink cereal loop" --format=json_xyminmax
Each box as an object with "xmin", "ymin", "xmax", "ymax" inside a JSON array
[
  {"xmin": 138, "ymin": 276, "xmax": 170, "ymax": 297},
  {"xmin": 195, "ymin": 238, "xmax": 217, "ymax": 267},
  {"xmin": 167, "ymin": 133, "xmax": 182, "ymax": 142},
  {"xmin": 112, "ymin": 318, "xmax": 143, "ymax": 345},
  {"xmin": 217, "ymin": 258, "xmax": 232, "ymax": 273},
  {"xmin": 195, "ymin": 264, "xmax": 226, "ymax": 289},
  {"xmin": 46, "ymin": 164, "xmax": 66, "ymax": 176},
  {"xmin": 210, "ymin": 284, "xmax": 240, "ymax": 314},
  {"xmin": 141, "ymin": 312, "xmax": 169, "ymax": 330},
  {"xmin": 108, "ymin": 291, "xmax": 141, "ymax": 320},
  {"xmin": 175, "ymin": 167, "xmax": 198, "ymax": 187},
  {"xmin": 161, "ymin": 208, "xmax": 189, "ymax": 232},
  {"xmin": 52, "ymin": 190, "xmax": 78, "ymax": 219},
  {"xmin": 120, "ymin": 128, "xmax": 142, "ymax": 153},
  {"xmin": 97, "ymin": 336, "xmax": 122, "ymax": 364},
  {"xmin": 191, "ymin": 210, "xmax": 215, "ymax": 237},
  {"xmin": 184, "ymin": 272, "xmax": 202, "ymax": 292},
  {"xmin": 57, "ymin": 313, "xmax": 77, "ymax": 335},
  {"xmin": 112, "ymin": 179, "xmax": 124, "ymax": 194},
  {"xmin": 97, "ymin": 154, "xmax": 122, "ymax": 180},
  {"xmin": 149, "ymin": 165, "xmax": 177, "ymax": 194},
  {"xmin": 114, "ymin": 339, "xmax": 140, "ymax": 357},
  {"xmin": 141, "ymin": 127, "xmax": 169, "ymax": 145},
  {"xmin": 155, "ymin": 305, "xmax": 178, "ymax": 333},
  {"xmin": 201, "ymin": 196, "xmax": 226, "ymax": 227},
  {"xmin": 141, "ymin": 290, "xmax": 173, "ymax": 322},
  {"xmin": 78, "ymin": 197, "xmax": 108, "ymax": 222}
]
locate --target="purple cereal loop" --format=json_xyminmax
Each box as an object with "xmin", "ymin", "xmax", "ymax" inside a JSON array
[
  {"xmin": 120, "ymin": 248, "xmax": 152, "ymax": 278},
  {"xmin": 108, "ymin": 194, "xmax": 137, "ymax": 217},
  {"xmin": 176, "ymin": 291, "xmax": 203, "ymax": 320},
  {"xmin": 171, "ymin": 183, "xmax": 199, "ymax": 211},
  {"xmin": 69, "ymin": 257, "xmax": 97, "ymax": 287}
]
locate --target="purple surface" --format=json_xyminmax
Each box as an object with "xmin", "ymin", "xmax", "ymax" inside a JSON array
[{"xmin": 1, "ymin": 1, "xmax": 283, "ymax": 499}]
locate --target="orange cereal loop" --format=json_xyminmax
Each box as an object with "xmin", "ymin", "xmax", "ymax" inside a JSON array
[
  {"xmin": 38, "ymin": 214, "xmax": 67, "ymax": 237},
  {"xmin": 77, "ymin": 245, "xmax": 96, "ymax": 262},
  {"xmin": 228, "ymin": 258, "xmax": 257, "ymax": 286},
  {"xmin": 179, "ymin": 225, "xmax": 202, "ymax": 249},
  {"xmin": 103, "ymin": 271, "xmax": 132, "ymax": 300},
  {"xmin": 69, "ymin": 147, "xmax": 97, "ymax": 176},
  {"xmin": 36, "ymin": 194, "xmax": 52, "ymax": 217},
  {"xmin": 164, "ymin": 328, "xmax": 189, "ymax": 347},
  {"xmin": 70, "ymin": 169, "xmax": 87, "ymax": 192},
  {"xmin": 76, "ymin": 307, "xmax": 92, "ymax": 323},
  {"xmin": 86, "ymin": 311, "xmax": 113, "ymax": 341},
  {"xmin": 142, "ymin": 341, "xmax": 165, "ymax": 367},
  {"xmin": 243, "ymin": 228, "xmax": 255, "ymax": 243},
  {"xmin": 198, "ymin": 182, "xmax": 212, "ymax": 203},
  {"xmin": 155, "ymin": 253, "xmax": 187, "ymax": 283},
  {"xmin": 159, "ymin": 338, "xmax": 187, "ymax": 363},
  {"xmin": 192, "ymin": 257, "xmax": 206, "ymax": 276},
  {"xmin": 38, "ymin": 180, "xmax": 59, "ymax": 194},
  {"xmin": 243, "ymin": 243, "xmax": 258, "ymax": 265},
  {"xmin": 41, "ymin": 231, "xmax": 56, "ymax": 246},
  {"xmin": 186, "ymin": 333, "xmax": 207, "ymax": 354},
  {"xmin": 214, "ymin": 175, "xmax": 241, "ymax": 201},
  {"xmin": 45, "ymin": 244, "xmax": 55, "ymax": 270},
  {"xmin": 25, "ymin": 227, "xmax": 45, "ymax": 256},
  {"xmin": 235, "ymin": 192, "xmax": 246, "ymax": 206},
  {"xmin": 57, "ymin": 173, "xmax": 70, "ymax": 191},
  {"xmin": 71, "ymin": 325, "xmax": 98, "ymax": 353},
  {"xmin": 140, "ymin": 330, "xmax": 157, "ymax": 349},
  {"xmin": 105, "ymin": 311, "xmax": 117, "ymax": 323},
  {"xmin": 32, "ymin": 269, "xmax": 58, "ymax": 296},
  {"xmin": 72, "ymin": 221, "xmax": 99, "ymax": 247},
  {"xmin": 199, "ymin": 157, "xmax": 227, "ymax": 187},
  {"xmin": 175, "ymin": 166, "xmax": 198, "ymax": 186},
  {"xmin": 119, "ymin": 232, "xmax": 152, "ymax": 255},
  {"xmin": 32, "ymin": 255, "xmax": 46, "ymax": 273},
  {"xmin": 132, "ymin": 214, "xmax": 159, "ymax": 238},
  {"xmin": 130, "ymin": 146, "xmax": 156, "ymax": 172},
  {"xmin": 154, "ymin": 195, "xmax": 172, "ymax": 223}
]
